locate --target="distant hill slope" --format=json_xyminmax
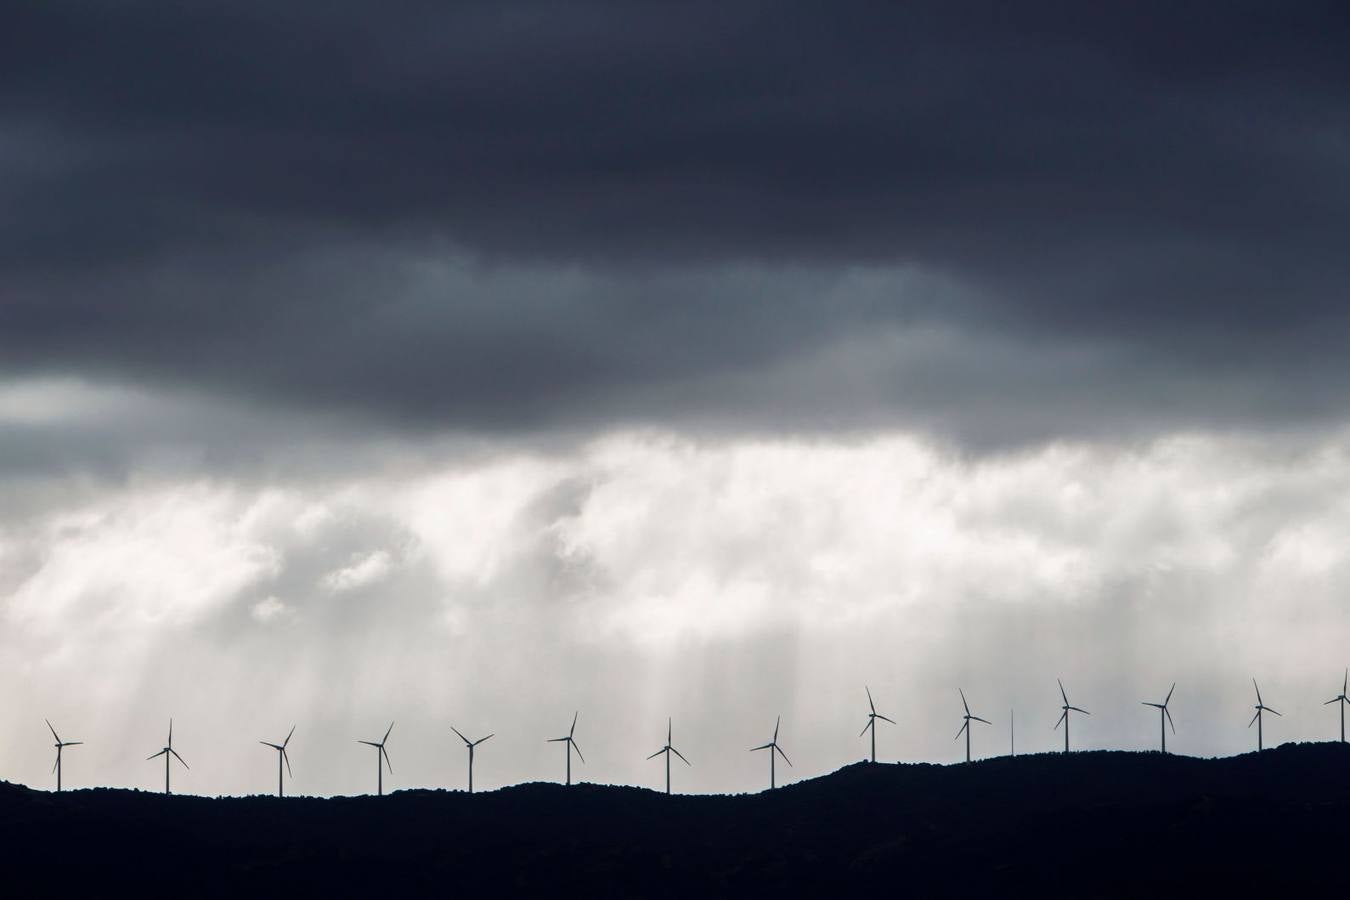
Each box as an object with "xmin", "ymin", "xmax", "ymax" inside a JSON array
[{"xmin": 2, "ymin": 743, "xmax": 1348, "ymax": 897}]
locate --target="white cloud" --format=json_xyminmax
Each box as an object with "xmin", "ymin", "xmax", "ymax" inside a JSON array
[
  {"xmin": 322, "ymin": 550, "xmax": 395, "ymax": 593},
  {"xmin": 3, "ymin": 425, "xmax": 1350, "ymax": 797},
  {"xmin": 250, "ymin": 595, "xmax": 293, "ymax": 624}
]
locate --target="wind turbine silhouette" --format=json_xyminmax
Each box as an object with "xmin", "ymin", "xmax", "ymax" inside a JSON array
[
  {"xmin": 953, "ymin": 690, "xmax": 990, "ymax": 763},
  {"xmin": 859, "ymin": 687, "xmax": 895, "ymax": 763},
  {"xmin": 146, "ymin": 719, "xmax": 188, "ymax": 795},
  {"xmin": 44, "ymin": 723, "xmax": 81, "ymax": 793},
  {"xmin": 1249, "ymin": 680, "xmax": 1280, "ymax": 751},
  {"xmin": 452, "ymin": 727, "xmax": 493, "ymax": 793},
  {"xmin": 749, "ymin": 716, "xmax": 792, "ymax": 789},
  {"xmin": 646, "ymin": 718, "xmax": 689, "ymax": 794},
  {"xmin": 358, "ymin": 722, "xmax": 394, "ymax": 796},
  {"xmin": 1053, "ymin": 679, "xmax": 1090, "ymax": 753},
  {"xmin": 546, "ymin": 713, "xmax": 584, "ymax": 786},
  {"xmin": 1324, "ymin": 669, "xmax": 1349, "ymax": 743},
  {"xmin": 1141, "ymin": 683, "xmax": 1176, "ymax": 753},
  {"xmin": 259, "ymin": 725, "xmax": 295, "ymax": 797}
]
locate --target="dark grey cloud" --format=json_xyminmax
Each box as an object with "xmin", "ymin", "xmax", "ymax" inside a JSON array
[{"xmin": 4, "ymin": 1, "xmax": 1350, "ymax": 442}]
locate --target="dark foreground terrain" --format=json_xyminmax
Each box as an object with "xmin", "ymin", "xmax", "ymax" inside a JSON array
[{"xmin": 2, "ymin": 743, "xmax": 1347, "ymax": 897}]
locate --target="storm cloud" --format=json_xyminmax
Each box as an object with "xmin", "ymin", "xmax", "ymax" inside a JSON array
[{"xmin": 4, "ymin": 1, "xmax": 1350, "ymax": 441}]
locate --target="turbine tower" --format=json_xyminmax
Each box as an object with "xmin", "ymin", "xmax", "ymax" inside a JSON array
[
  {"xmin": 358, "ymin": 722, "xmax": 394, "ymax": 796},
  {"xmin": 1053, "ymin": 679, "xmax": 1090, "ymax": 753},
  {"xmin": 1249, "ymin": 680, "xmax": 1280, "ymax": 751},
  {"xmin": 452, "ymin": 726, "xmax": 493, "ymax": 793},
  {"xmin": 146, "ymin": 719, "xmax": 189, "ymax": 795},
  {"xmin": 953, "ymin": 690, "xmax": 990, "ymax": 763},
  {"xmin": 44, "ymin": 723, "xmax": 81, "ymax": 793},
  {"xmin": 1324, "ymin": 669, "xmax": 1349, "ymax": 743},
  {"xmin": 1141, "ymin": 683, "xmax": 1176, "ymax": 753},
  {"xmin": 547, "ymin": 712, "xmax": 584, "ymax": 786},
  {"xmin": 259, "ymin": 725, "xmax": 295, "ymax": 797},
  {"xmin": 859, "ymin": 686, "xmax": 895, "ymax": 763},
  {"xmin": 646, "ymin": 718, "xmax": 689, "ymax": 794},
  {"xmin": 749, "ymin": 716, "xmax": 792, "ymax": 789}
]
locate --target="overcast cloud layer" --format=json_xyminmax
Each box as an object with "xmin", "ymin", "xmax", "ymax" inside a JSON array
[
  {"xmin": 5, "ymin": 1, "xmax": 1350, "ymax": 439},
  {"xmin": 3, "ymin": 3, "xmax": 1350, "ymax": 795}
]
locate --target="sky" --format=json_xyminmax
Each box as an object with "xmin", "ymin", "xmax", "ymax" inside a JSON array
[{"xmin": 3, "ymin": 1, "xmax": 1350, "ymax": 797}]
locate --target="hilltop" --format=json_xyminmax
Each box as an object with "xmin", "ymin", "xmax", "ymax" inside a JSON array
[{"xmin": 2, "ymin": 743, "xmax": 1348, "ymax": 897}]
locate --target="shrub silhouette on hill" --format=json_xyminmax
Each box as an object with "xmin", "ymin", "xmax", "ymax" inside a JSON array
[{"xmin": 1, "ymin": 743, "xmax": 1348, "ymax": 898}]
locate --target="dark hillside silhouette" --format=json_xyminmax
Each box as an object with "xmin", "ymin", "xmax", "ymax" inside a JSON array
[{"xmin": 2, "ymin": 743, "xmax": 1348, "ymax": 898}]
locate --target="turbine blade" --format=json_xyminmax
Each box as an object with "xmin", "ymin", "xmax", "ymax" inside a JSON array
[
  {"xmin": 773, "ymin": 716, "xmax": 780, "ymax": 741},
  {"xmin": 954, "ymin": 722, "xmax": 968, "ymax": 741},
  {"xmin": 972, "ymin": 716, "xmax": 992, "ymax": 725},
  {"xmin": 1325, "ymin": 698, "xmax": 1340, "ymax": 705},
  {"xmin": 65, "ymin": 741, "xmax": 83, "ymax": 747},
  {"xmin": 570, "ymin": 711, "xmax": 578, "ymax": 738},
  {"xmin": 383, "ymin": 721, "xmax": 394, "ymax": 743},
  {"xmin": 1253, "ymin": 679, "xmax": 1262, "ymax": 706},
  {"xmin": 671, "ymin": 746, "xmax": 691, "ymax": 766},
  {"xmin": 547, "ymin": 737, "xmax": 568, "ymax": 743},
  {"xmin": 1248, "ymin": 710, "xmax": 1260, "ymax": 728},
  {"xmin": 170, "ymin": 748, "xmax": 189, "ymax": 770},
  {"xmin": 1058, "ymin": 678, "xmax": 1068, "ymax": 705},
  {"xmin": 284, "ymin": 725, "xmax": 295, "ymax": 748},
  {"xmin": 647, "ymin": 748, "xmax": 665, "ymax": 760},
  {"xmin": 572, "ymin": 741, "xmax": 585, "ymax": 764},
  {"xmin": 866, "ymin": 686, "xmax": 875, "ymax": 714},
  {"xmin": 1165, "ymin": 683, "xmax": 1176, "ymax": 705},
  {"xmin": 1266, "ymin": 707, "xmax": 1282, "ymax": 717},
  {"xmin": 283, "ymin": 748, "xmax": 293, "ymax": 778},
  {"xmin": 475, "ymin": 733, "xmax": 494, "ymax": 746},
  {"xmin": 1165, "ymin": 707, "xmax": 1176, "ymax": 734},
  {"xmin": 52, "ymin": 756, "xmax": 59, "ymax": 774},
  {"xmin": 358, "ymin": 740, "xmax": 379, "ymax": 747},
  {"xmin": 382, "ymin": 746, "xmax": 392, "ymax": 773},
  {"xmin": 46, "ymin": 719, "xmax": 60, "ymax": 743},
  {"xmin": 876, "ymin": 714, "xmax": 896, "ymax": 725},
  {"xmin": 776, "ymin": 745, "xmax": 792, "ymax": 766},
  {"xmin": 168, "ymin": 718, "xmax": 173, "ymax": 748},
  {"xmin": 147, "ymin": 749, "xmax": 167, "ymax": 760},
  {"xmin": 668, "ymin": 718, "xmax": 672, "ymax": 744},
  {"xmin": 1054, "ymin": 711, "xmax": 1067, "ymax": 730},
  {"xmin": 859, "ymin": 720, "xmax": 873, "ymax": 738},
  {"xmin": 1069, "ymin": 706, "xmax": 1091, "ymax": 715},
  {"xmin": 960, "ymin": 689, "xmax": 970, "ymax": 716},
  {"xmin": 750, "ymin": 743, "xmax": 774, "ymax": 752},
  {"xmin": 451, "ymin": 726, "xmax": 470, "ymax": 745}
]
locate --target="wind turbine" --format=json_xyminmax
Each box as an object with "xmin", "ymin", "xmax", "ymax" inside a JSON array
[
  {"xmin": 146, "ymin": 719, "xmax": 188, "ymax": 795},
  {"xmin": 646, "ymin": 718, "xmax": 689, "ymax": 794},
  {"xmin": 1324, "ymin": 669, "xmax": 1349, "ymax": 743},
  {"xmin": 44, "ymin": 723, "xmax": 81, "ymax": 793},
  {"xmin": 953, "ymin": 690, "xmax": 990, "ymax": 763},
  {"xmin": 358, "ymin": 722, "xmax": 394, "ymax": 796},
  {"xmin": 546, "ymin": 712, "xmax": 584, "ymax": 786},
  {"xmin": 749, "ymin": 716, "xmax": 792, "ymax": 789},
  {"xmin": 1141, "ymin": 683, "xmax": 1176, "ymax": 753},
  {"xmin": 259, "ymin": 725, "xmax": 295, "ymax": 797},
  {"xmin": 1053, "ymin": 679, "xmax": 1090, "ymax": 753},
  {"xmin": 859, "ymin": 686, "xmax": 895, "ymax": 763},
  {"xmin": 1249, "ymin": 680, "xmax": 1281, "ymax": 751},
  {"xmin": 452, "ymin": 726, "xmax": 493, "ymax": 793}
]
